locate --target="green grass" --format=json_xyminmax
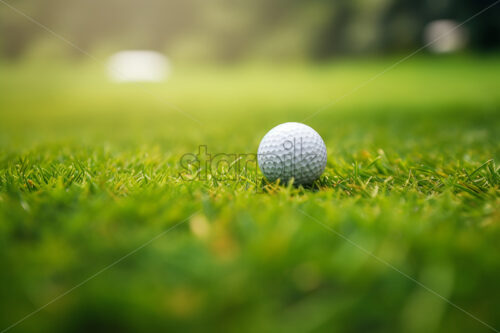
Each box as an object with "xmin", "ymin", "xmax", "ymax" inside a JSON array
[{"xmin": 0, "ymin": 55, "xmax": 499, "ymax": 333}]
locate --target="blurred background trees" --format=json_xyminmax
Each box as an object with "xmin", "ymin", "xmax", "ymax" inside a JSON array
[{"xmin": 0, "ymin": 0, "xmax": 499, "ymax": 62}]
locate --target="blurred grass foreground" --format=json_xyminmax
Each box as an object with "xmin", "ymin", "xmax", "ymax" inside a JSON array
[{"xmin": 1, "ymin": 0, "xmax": 500, "ymax": 332}]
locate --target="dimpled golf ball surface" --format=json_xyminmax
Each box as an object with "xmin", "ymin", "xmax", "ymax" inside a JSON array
[{"xmin": 258, "ymin": 122, "xmax": 327, "ymax": 185}]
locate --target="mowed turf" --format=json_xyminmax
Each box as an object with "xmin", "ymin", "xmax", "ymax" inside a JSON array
[{"xmin": 0, "ymin": 55, "xmax": 499, "ymax": 333}]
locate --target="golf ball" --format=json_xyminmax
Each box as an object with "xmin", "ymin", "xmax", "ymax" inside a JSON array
[{"xmin": 257, "ymin": 122, "xmax": 327, "ymax": 185}]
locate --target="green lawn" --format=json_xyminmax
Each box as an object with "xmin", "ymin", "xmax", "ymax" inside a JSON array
[{"xmin": 0, "ymin": 55, "xmax": 499, "ymax": 333}]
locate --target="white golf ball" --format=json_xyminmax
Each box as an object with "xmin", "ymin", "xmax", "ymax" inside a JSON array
[{"xmin": 257, "ymin": 122, "xmax": 327, "ymax": 185}]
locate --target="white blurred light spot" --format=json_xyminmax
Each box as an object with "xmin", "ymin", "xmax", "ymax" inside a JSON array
[
  {"xmin": 424, "ymin": 20, "xmax": 467, "ymax": 53},
  {"xmin": 107, "ymin": 50, "xmax": 170, "ymax": 82}
]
